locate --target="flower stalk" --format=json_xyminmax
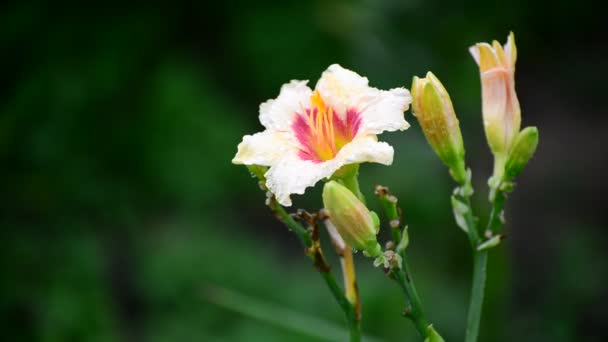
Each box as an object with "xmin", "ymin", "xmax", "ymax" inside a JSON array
[
  {"xmin": 320, "ymin": 211, "xmax": 362, "ymax": 320},
  {"xmin": 375, "ymin": 185, "xmax": 440, "ymax": 339},
  {"xmin": 268, "ymin": 198, "xmax": 362, "ymax": 341}
]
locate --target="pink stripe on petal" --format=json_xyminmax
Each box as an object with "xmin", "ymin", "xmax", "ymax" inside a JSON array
[
  {"xmin": 291, "ymin": 93, "xmax": 363, "ymax": 162},
  {"xmin": 346, "ymin": 108, "xmax": 362, "ymax": 138}
]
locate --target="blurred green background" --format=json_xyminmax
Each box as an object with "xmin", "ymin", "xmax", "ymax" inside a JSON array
[{"xmin": 1, "ymin": 1, "xmax": 606, "ymax": 341}]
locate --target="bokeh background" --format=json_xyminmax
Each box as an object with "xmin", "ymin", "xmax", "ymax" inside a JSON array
[{"xmin": 1, "ymin": 1, "xmax": 606, "ymax": 341}]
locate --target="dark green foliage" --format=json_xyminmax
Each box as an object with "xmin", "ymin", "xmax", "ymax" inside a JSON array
[{"xmin": 1, "ymin": 1, "xmax": 606, "ymax": 341}]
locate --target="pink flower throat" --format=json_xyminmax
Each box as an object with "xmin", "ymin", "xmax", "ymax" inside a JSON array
[{"xmin": 292, "ymin": 91, "xmax": 361, "ymax": 162}]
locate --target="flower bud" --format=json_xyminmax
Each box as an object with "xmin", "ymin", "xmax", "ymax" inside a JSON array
[
  {"xmin": 411, "ymin": 72, "xmax": 467, "ymax": 184},
  {"xmin": 322, "ymin": 181, "xmax": 382, "ymax": 257},
  {"xmin": 424, "ymin": 324, "xmax": 445, "ymax": 342},
  {"xmin": 469, "ymin": 32, "xmax": 521, "ymax": 157},
  {"xmin": 504, "ymin": 126, "xmax": 539, "ymax": 181}
]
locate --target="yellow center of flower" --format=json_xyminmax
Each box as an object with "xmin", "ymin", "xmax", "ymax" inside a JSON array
[{"xmin": 292, "ymin": 91, "xmax": 360, "ymax": 162}]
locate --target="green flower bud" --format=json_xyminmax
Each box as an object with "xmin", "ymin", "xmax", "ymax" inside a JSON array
[
  {"xmin": 477, "ymin": 234, "xmax": 504, "ymax": 251},
  {"xmin": 322, "ymin": 181, "xmax": 381, "ymax": 256},
  {"xmin": 504, "ymin": 126, "xmax": 539, "ymax": 181},
  {"xmin": 411, "ymin": 72, "xmax": 467, "ymax": 184},
  {"xmin": 424, "ymin": 325, "xmax": 445, "ymax": 342}
]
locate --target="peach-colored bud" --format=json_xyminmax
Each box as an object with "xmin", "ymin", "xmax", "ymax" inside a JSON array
[{"xmin": 469, "ymin": 32, "xmax": 521, "ymax": 157}]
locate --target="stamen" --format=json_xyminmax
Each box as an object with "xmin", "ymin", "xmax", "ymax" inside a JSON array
[{"xmin": 292, "ymin": 91, "xmax": 361, "ymax": 162}]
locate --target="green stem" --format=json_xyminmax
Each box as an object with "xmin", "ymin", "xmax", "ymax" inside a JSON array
[
  {"xmin": 340, "ymin": 169, "xmax": 365, "ymax": 204},
  {"xmin": 462, "ymin": 195, "xmax": 480, "ymax": 247},
  {"xmin": 376, "ymin": 186, "xmax": 401, "ymax": 244},
  {"xmin": 461, "ymin": 182, "xmax": 507, "ymax": 342},
  {"xmin": 465, "ymin": 188, "xmax": 506, "ymax": 341},
  {"xmin": 273, "ymin": 204, "xmax": 312, "ymax": 247},
  {"xmin": 465, "ymin": 250, "xmax": 487, "ymax": 342},
  {"xmin": 460, "ymin": 192, "xmax": 486, "ymax": 342},
  {"xmin": 375, "ymin": 185, "xmax": 434, "ymax": 338},
  {"xmin": 451, "ymin": 174, "xmax": 487, "ymax": 342},
  {"xmin": 348, "ymin": 317, "xmax": 362, "ymax": 342},
  {"xmin": 486, "ymin": 191, "xmax": 506, "ymax": 234},
  {"xmin": 270, "ymin": 200, "xmax": 361, "ymax": 341},
  {"xmin": 319, "ymin": 270, "xmax": 360, "ymax": 340},
  {"xmin": 393, "ymin": 257, "xmax": 430, "ymax": 337}
]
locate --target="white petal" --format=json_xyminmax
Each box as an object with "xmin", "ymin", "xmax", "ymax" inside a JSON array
[
  {"xmin": 503, "ymin": 32, "xmax": 517, "ymax": 70},
  {"xmin": 316, "ymin": 64, "xmax": 410, "ymax": 134},
  {"xmin": 315, "ymin": 64, "xmax": 371, "ymax": 116},
  {"xmin": 357, "ymin": 87, "xmax": 411, "ymax": 135},
  {"xmin": 335, "ymin": 135, "xmax": 394, "ymax": 166},
  {"xmin": 265, "ymin": 156, "xmax": 342, "ymax": 206},
  {"xmin": 259, "ymin": 80, "xmax": 312, "ymax": 131},
  {"xmin": 469, "ymin": 45, "xmax": 481, "ymax": 66},
  {"xmin": 263, "ymin": 135, "xmax": 394, "ymax": 206},
  {"xmin": 232, "ymin": 130, "xmax": 296, "ymax": 166}
]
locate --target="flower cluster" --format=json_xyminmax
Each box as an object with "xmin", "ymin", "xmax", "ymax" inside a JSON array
[{"xmin": 231, "ymin": 32, "xmax": 538, "ymax": 342}]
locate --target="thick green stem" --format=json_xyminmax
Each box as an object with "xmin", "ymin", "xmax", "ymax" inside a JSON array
[
  {"xmin": 465, "ymin": 187, "xmax": 506, "ymax": 341},
  {"xmin": 340, "ymin": 169, "xmax": 365, "ymax": 204},
  {"xmin": 465, "ymin": 250, "xmax": 487, "ymax": 342},
  {"xmin": 461, "ymin": 182, "xmax": 506, "ymax": 342},
  {"xmin": 450, "ymin": 171, "xmax": 488, "ymax": 342},
  {"xmin": 459, "ymin": 192, "xmax": 487, "ymax": 342},
  {"xmin": 348, "ymin": 318, "xmax": 362, "ymax": 342}
]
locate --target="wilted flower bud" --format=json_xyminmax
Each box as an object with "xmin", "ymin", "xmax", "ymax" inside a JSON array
[
  {"xmin": 322, "ymin": 181, "xmax": 382, "ymax": 257},
  {"xmin": 504, "ymin": 126, "xmax": 539, "ymax": 181},
  {"xmin": 411, "ymin": 72, "xmax": 467, "ymax": 184},
  {"xmin": 469, "ymin": 32, "xmax": 521, "ymax": 159}
]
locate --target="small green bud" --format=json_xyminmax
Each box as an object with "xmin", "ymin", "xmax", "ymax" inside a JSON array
[
  {"xmin": 373, "ymin": 250, "xmax": 402, "ymax": 269},
  {"xmin": 412, "ymin": 72, "xmax": 467, "ymax": 184},
  {"xmin": 396, "ymin": 225, "xmax": 409, "ymax": 253},
  {"xmin": 504, "ymin": 126, "xmax": 539, "ymax": 181},
  {"xmin": 451, "ymin": 195, "xmax": 469, "ymax": 233},
  {"xmin": 424, "ymin": 325, "xmax": 445, "ymax": 342},
  {"xmin": 322, "ymin": 181, "xmax": 381, "ymax": 256},
  {"xmin": 477, "ymin": 235, "xmax": 503, "ymax": 251}
]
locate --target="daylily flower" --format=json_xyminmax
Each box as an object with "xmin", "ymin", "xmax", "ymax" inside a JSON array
[
  {"xmin": 469, "ymin": 32, "xmax": 521, "ymax": 157},
  {"xmin": 233, "ymin": 64, "xmax": 411, "ymax": 206}
]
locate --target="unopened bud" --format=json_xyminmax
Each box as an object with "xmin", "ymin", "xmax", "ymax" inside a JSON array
[
  {"xmin": 411, "ymin": 72, "xmax": 467, "ymax": 184},
  {"xmin": 322, "ymin": 181, "xmax": 382, "ymax": 257},
  {"xmin": 424, "ymin": 325, "xmax": 445, "ymax": 342},
  {"xmin": 504, "ymin": 126, "xmax": 539, "ymax": 181},
  {"xmin": 469, "ymin": 32, "xmax": 521, "ymax": 157},
  {"xmin": 477, "ymin": 234, "xmax": 504, "ymax": 251}
]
